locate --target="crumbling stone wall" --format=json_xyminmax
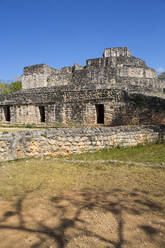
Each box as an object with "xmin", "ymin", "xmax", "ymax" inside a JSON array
[
  {"xmin": 0, "ymin": 125, "xmax": 164, "ymax": 161},
  {"xmin": 0, "ymin": 88, "xmax": 164, "ymax": 125},
  {"xmin": 73, "ymin": 48, "xmax": 160, "ymax": 93},
  {"xmin": 103, "ymin": 47, "xmax": 132, "ymax": 57},
  {"xmin": 21, "ymin": 47, "xmax": 164, "ymax": 95},
  {"xmin": 22, "ymin": 64, "xmax": 73, "ymax": 89},
  {"xmin": 1, "ymin": 47, "xmax": 165, "ymax": 126}
]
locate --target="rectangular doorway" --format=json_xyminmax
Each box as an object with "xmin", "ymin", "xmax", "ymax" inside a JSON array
[
  {"xmin": 3, "ymin": 106, "xmax": 11, "ymax": 122},
  {"xmin": 96, "ymin": 104, "xmax": 104, "ymax": 124},
  {"xmin": 39, "ymin": 106, "xmax": 45, "ymax": 122}
]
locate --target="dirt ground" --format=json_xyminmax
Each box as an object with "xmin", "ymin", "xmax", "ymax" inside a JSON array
[
  {"xmin": 0, "ymin": 188, "xmax": 165, "ymax": 248},
  {"xmin": 0, "ymin": 147, "xmax": 165, "ymax": 248}
]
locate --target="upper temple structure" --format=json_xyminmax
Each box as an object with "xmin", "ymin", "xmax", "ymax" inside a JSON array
[
  {"xmin": 22, "ymin": 47, "xmax": 158, "ymax": 90},
  {"xmin": 0, "ymin": 47, "xmax": 165, "ymax": 125}
]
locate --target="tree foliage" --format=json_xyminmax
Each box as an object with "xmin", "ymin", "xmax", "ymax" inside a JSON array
[
  {"xmin": 0, "ymin": 82, "xmax": 10, "ymax": 94},
  {"xmin": 9, "ymin": 81, "xmax": 22, "ymax": 93},
  {"xmin": 0, "ymin": 81, "xmax": 22, "ymax": 95}
]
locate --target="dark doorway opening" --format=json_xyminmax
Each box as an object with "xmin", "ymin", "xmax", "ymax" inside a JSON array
[
  {"xmin": 4, "ymin": 106, "xmax": 11, "ymax": 122},
  {"xmin": 39, "ymin": 106, "xmax": 45, "ymax": 122},
  {"xmin": 96, "ymin": 104, "xmax": 104, "ymax": 124}
]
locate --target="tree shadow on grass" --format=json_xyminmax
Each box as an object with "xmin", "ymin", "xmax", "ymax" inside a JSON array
[{"xmin": 0, "ymin": 187, "xmax": 164, "ymax": 248}]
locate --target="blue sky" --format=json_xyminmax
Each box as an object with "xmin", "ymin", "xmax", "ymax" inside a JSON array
[{"xmin": 0, "ymin": 0, "xmax": 165, "ymax": 81}]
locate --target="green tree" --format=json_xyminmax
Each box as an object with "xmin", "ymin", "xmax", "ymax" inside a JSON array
[
  {"xmin": 0, "ymin": 82, "xmax": 10, "ymax": 94},
  {"xmin": 9, "ymin": 81, "xmax": 22, "ymax": 93},
  {"xmin": 2, "ymin": 81, "xmax": 22, "ymax": 94}
]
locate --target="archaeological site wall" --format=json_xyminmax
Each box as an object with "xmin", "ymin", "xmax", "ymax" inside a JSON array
[
  {"xmin": 0, "ymin": 47, "xmax": 165, "ymax": 126},
  {"xmin": 22, "ymin": 64, "xmax": 73, "ymax": 89},
  {"xmin": 0, "ymin": 125, "xmax": 164, "ymax": 162},
  {"xmin": 0, "ymin": 47, "xmax": 164, "ymax": 162},
  {"xmin": 0, "ymin": 88, "xmax": 165, "ymax": 125},
  {"xmin": 21, "ymin": 47, "xmax": 165, "ymax": 97}
]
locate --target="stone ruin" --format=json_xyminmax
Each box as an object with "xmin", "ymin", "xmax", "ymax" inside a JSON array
[{"xmin": 0, "ymin": 47, "xmax": 165, "ymax": 125}]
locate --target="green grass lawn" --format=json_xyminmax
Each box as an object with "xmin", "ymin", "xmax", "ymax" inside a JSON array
[
  {"xmin": 0, "ymin": 143, "xmax": 164, "ymax": 200},
  {"xmin": 66, "ymin": 143, "xmax": 165, "ymax": 164},
  {"xmin": 0, "ymin": 156, "xmax": 164, "ymax": 206}
]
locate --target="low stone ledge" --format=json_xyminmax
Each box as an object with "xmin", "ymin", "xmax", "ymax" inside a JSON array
[{"xmin": 0, "ymin": 125, "xmax": 164, "ymax": 162}]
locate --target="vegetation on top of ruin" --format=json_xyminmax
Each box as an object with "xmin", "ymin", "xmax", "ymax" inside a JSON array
[{"xmin": 130, "ymin": 94, "xmax": 146, "ymax": 107}]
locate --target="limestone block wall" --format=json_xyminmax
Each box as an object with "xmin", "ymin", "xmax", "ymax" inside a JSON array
[
  {"xmin": 0, "ymin": 88, "xmax": 125, "ymax": 107},
  {"xmin": 0, "ymin": 88, "xmax": 165, "ymax": 125},
  {"xmin": 117, "ymin": 67, "xmax": 157, "ymax": 79},
  {"xmin": 47, "ymin": 72, "xmax": 72, "ymax": 87},
  {"xmin": 47, "ymin": 65, "xmax": 74, "ymax": 87},
  {"xmin": 72, "ymin": 49, "xmax": 163, "ymax": 94},
  {"xmin": 0, "ymin": 125, "xmax": 164, "ymax": 162},
  {"xmin": 86, "ymin": 56, "xmax": 147, "ymax": 68},
  {"xmin": 103, "ymin": 47, "xmax": 132, "ymax": 58},
  {"xmin": 21, "ymin": 47, "xmax": 161, "ymax": 92},
  {"xmin": 74, "ymin": 57, "xmax": 158, "ymax": 88},
  {"xmin": 13, "ymin": 105, "xmax": 41, "ymax": 124},
  {"xmin": 22, "ymin": 64, "xmax": 73, "ymax": 89},
  {"xmin": 22, "ymin": 64, "xmax": 51, "ymax": 89}
]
